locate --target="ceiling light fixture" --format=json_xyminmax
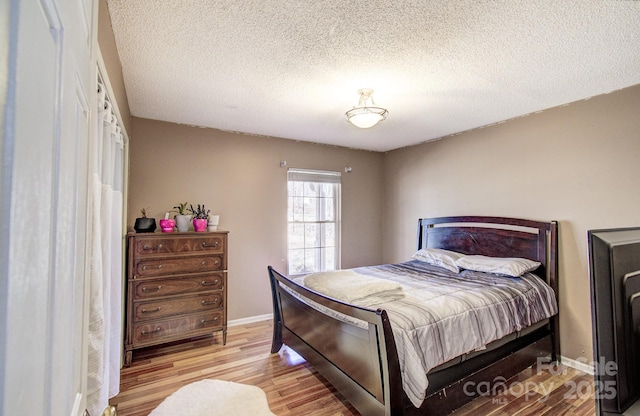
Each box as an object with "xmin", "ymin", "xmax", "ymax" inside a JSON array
[{"xmin": 345, "ymin": 88, "xmax": 388, "ymax": 129}]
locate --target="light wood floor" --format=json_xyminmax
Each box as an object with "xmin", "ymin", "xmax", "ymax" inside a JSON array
[{"xmin": 110, "ymin": 320, "xmax": 595, "ymax": 416}]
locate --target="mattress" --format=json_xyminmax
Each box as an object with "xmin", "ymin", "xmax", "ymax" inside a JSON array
[{"xmin": 286, "ymin": 260, "xmax": 558, "ymax": 408}]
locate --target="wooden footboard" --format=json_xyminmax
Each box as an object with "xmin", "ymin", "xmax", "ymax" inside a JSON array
[{"xmin": 268, "ymin": 266, "xmax": 403, "ymax": 415}]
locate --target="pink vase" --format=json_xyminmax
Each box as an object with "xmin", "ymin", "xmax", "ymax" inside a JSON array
[
  {"xmin": 159, "ymin": 218, "xmax": 175, "ymax": 233},
  {"xmin": 193, "ymin": 218, "xmax": 208, "ymax": 232}
]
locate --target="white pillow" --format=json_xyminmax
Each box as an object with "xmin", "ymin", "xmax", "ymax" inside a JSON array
[
  {"xmin": 412, "ymin": 248, "xmax": 466, "ymax": 273},
  {"xmin": 455, "ymin": 255, "xmax": 541, "ymax": 277}
]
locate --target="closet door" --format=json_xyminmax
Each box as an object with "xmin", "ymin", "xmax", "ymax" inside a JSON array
[{"xmin": 1, "ymin": 0, "xmax": 96, "ymax": 415}]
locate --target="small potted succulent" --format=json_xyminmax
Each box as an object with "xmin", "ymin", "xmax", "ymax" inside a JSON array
[
  {"xmin": 172, "ymin": 202, "xmax": 191, "ymax": 232},
  {"xmin": 134, "ymin": 207, "xmax": 156, "ymax": 233},
  {"xmin": 188, "ymin": 203, "xmax": 210, "ymax": 232}
]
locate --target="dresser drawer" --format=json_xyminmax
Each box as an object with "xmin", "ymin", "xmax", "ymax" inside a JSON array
[
  {"xmin": 133, "ymin": 273, "xmax": 224, "ymax": 300},
  {"xmin": 132, "ymin": 311, "xmax": 224, "ymax": 345},
  {"xmin": 133, "ymin": 235, "xmax": 226, "ymax": 256},
  {"xmin": 134, "ymin": 293, "xmax": 224, "ymax": 321},
  {"xmin": 134, "ymin": 255, "xmax": 224, "ymax": 277}
]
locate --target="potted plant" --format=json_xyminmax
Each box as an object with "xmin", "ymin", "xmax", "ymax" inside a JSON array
[
  {"xmin": 188, "ymin": 204, "xmax": 210, "ymax": 232},
  {"xmin": 172, "ymin": 202, "xmax": 191, "ymax": 232},
  {"xmin": 133, "ymin": 207, "xmax": 156, "ymax": 233}
]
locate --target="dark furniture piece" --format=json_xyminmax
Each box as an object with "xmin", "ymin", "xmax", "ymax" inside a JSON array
[
  {"xmin": 588, "ymin": 227, "xmax": 640, "ymax": 415},
  {"xmin": 125, "ymin": 231, "xmax": 228, "ymax": 366},
  {"xmin": 269, "ymin": 216, "xmax": 559, "ymax": 415}
]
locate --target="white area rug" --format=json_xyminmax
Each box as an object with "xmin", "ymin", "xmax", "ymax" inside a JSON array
[{"xmin": 149, "ymin": 379, "xmax": 276, "ymax": 416}]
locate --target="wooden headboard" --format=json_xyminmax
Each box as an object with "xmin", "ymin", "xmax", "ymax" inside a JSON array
[{"xmin": 417, "ymin": 216, "xmax": 558, "ymax": 290}]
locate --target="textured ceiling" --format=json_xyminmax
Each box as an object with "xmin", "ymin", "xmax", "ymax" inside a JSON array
[{"xmin": 106, "ymin": 1, "xmax": 640, "ymax": 152}]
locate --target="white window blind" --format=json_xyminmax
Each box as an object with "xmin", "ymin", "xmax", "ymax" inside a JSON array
[{"xmin": 287, "ymin": 168, "xmax": 341, "ymax": 275}]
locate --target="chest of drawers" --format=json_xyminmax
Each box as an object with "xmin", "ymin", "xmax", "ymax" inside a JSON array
[{"xmin": 124, "ymin": 231, "xmax": 228, "ymax": 366}]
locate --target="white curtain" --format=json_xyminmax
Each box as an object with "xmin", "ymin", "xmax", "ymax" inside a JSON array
[{"xmin": 86, "ymin": 82, "xmax": 124, "ymax": 415}]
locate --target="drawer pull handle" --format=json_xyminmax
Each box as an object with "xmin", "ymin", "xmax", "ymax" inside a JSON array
[
  {"xmin": 141, "ymin": 327, "xmax": 162, "ymax": 335},
  {"xmin": 214, "ymin": 260, "xmax": 220, "ymax": 265},
  {"xmin": 200, "ymin": 317, "xmax": 219, "ymax": 325},
  {"xmin": 201, "ymin": 261, "xmax": 207, "ymax": 266},
  {"xmin": 201, "ymin": 299, "xmax": 219, "ymax": 306},
  {"xmin": 142, "ymin": 244, "xmax": 163, "ymax": 250},
  {"xmin": 142, "ymin": 264, "xmax": 163, "ymax": 271},
  {"xmin": 201, "ymin": 280, "xmax": 219, "ymax": 286},
  {"xmin": 201, "ymin": 241, "xmax": 219, "ymax": 248},
  {"xmin": 142, "ymin": 285, "xmax": 162, "ymax": 292},
  {"xmin": 141, "ymin": 307, "xmax": 161, "ymax": 313}
]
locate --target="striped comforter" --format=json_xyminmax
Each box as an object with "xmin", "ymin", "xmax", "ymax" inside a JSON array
[{"xmin": 300, "ymin": 260, "xmax": 558, "ymax": 408}]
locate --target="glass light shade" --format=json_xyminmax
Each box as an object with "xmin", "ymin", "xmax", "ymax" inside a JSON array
[{"xmin": 345, "ymin": 107, "xmax": 388, "ymax": 128}]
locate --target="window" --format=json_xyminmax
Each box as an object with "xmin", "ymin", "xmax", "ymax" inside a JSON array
[{"xmin": 287, "ymin": 168, "xmax": 341, "ymax": 275}]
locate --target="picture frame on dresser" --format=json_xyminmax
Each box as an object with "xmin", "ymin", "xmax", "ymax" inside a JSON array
[{"xmin": 124, "ymin": 231, "xmax": 229, "ymax": 366}]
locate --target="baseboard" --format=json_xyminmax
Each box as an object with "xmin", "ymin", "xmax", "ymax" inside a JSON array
[
  {"xmin": 228, "ymin": 313, "xmax": 272, "ymax": 327},
  {"xmin": 560, "ymin": 355, "xmax": 595, "ymax": 375}
]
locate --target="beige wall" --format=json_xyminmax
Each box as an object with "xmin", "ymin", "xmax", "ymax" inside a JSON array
[
  {"xmin": 128, "ymin": 117, "xmax": 384, "ymax": 320},
  {"xmin": 382, "ymin": 84, "xmax": 640, "ymax": 362}
]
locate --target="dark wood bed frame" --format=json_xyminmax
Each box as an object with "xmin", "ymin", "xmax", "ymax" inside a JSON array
[{"xmin": 268, "ymin": 216, "xmax": 559, "ymax": 415}]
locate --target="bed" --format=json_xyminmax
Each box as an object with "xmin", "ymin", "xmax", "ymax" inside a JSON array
[{"xmin": 268, "ymin": 216, "xmax": 559, "ymax": 415}]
